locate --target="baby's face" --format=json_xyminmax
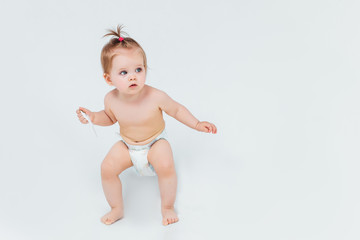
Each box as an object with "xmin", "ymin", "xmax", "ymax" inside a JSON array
[{"xmin": 106, "ymin": 48, "xmax": 146, "ymax": 95}]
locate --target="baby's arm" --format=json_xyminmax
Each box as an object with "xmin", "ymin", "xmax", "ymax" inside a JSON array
[
  {"xmin": 76, "ymin": 93, "xmax": 117, "ymax": 126},
  {"xmin": 158, "ymin": 91, "xmax": 217, "ymax": 134}
]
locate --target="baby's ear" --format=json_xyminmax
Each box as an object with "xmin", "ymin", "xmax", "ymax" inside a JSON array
[{"xmin": 103, "ymin": 73, "xmax": 113, "ymax": 86}]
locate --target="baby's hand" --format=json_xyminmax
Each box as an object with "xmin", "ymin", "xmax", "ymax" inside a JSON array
[
  {"xmin": 76, "ymin": 107, "xmax": 95, "ymax": 124},
  {"xmin": 195, "ymin": 121, "xmax": 217, "ymax": 134}
]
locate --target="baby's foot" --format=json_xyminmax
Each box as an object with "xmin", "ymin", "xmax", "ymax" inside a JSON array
[
  {"xmin": 161, "ymin": 207, "xmax": 179, "ymax": 226},
  {"xmin": 101, "ymin": 207, "xmax": 123, "ymax": 225}
]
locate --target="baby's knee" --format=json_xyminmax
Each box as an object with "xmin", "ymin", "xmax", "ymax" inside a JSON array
[
  {"xmin": 156, "ymin": 160, "xmax": 176, "ymax": 177},
  {"xmin": 101, "ymin": 160, "xmax": 118, "ymax": 179}
]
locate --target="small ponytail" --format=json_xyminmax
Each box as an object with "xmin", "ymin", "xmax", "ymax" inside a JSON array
[{"xmin": 103, "ymin": 24, "xmax": 129, "ymax": 46}]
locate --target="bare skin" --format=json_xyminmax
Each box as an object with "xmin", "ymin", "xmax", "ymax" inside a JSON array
[
  {"xmin": 100, "ymin": 141, "xmax": 132, "ymax": 225},
  {"xmin": 76, "ymin": 47, "xmax": 217, "ymax": 226},
  {"xmin": 148, "ymin": 139, "xmax": 179, "ymax": 225}
]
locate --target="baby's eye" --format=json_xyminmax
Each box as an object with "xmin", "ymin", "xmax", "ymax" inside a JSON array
[
  {"xmin": 120, "ymin": 71, "xmax": 127, "ymax": 76},
  {"xmin": 135, "ymin": 68, "xmax": 142, "ymax": 73}
]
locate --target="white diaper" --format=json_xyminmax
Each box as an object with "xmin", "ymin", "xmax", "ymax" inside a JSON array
[{"xmin": 118, "ymin": 129, "xmax": 168, "ymax": 176}]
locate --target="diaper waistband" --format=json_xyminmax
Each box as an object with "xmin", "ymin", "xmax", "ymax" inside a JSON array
[{"xmin": 118, "ymin": 129, "xmax": 168, "ymax": 151}]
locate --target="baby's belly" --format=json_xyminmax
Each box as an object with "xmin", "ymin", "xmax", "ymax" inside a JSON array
[{"xmin": 119, "ymin": 122, "xmax": 165, "ymax": 145}]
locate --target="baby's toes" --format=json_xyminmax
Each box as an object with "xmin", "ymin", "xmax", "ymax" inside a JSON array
[
  {"xmin": 162, "ymin": 219, "xmax": 169, "ymax": 225},
  {"xmin": 105, "ymin": 219, "xmax": 113, "ymax": 225},
  {"xmin": 101, "ymin": 216, "xmax": 111, "ymax": 225}
]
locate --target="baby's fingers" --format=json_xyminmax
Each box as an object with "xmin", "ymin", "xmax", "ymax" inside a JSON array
[
  {"xmin": 80, "ymin": 118, "xmax": 89, "ymax": 124},
  {"xmin": 79, "ymin": 107, "xmax": 91, "ymax": 116},
  {"xmin": 211, "ymin": 124, "xmax": 217, "ymax": 134},
  {"xmin": 76, "ymin": 109, "xmax": 89, "ymax": 124},
  {"xmin": 203, "ymin": 122, "xmax": 217, "ymax": 134},
  {"xmin": 203, "ymin": 124, "xmax": 212, "ymax": 133},
  {"xmin": 78, "ymin": 115, "xmax": 89, "ymax": 124}
]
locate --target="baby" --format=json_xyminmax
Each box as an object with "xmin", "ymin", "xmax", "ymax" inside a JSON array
[{"xmin": 76, "ymin": 25, "xmax": 217, "ymax": 226}]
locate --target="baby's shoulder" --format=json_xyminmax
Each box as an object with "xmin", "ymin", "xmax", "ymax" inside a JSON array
[
  {"xmin": 104, "ymin": 89, "xmax": 117, "ymax": 103},
  {"xmin": 146, "ymin": 85, "xmax": 167, "ymax": 99}
]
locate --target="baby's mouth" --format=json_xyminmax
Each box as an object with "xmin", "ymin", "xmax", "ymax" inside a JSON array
[{"xmin": 129, "ymin": 84, "xmax": 138, "ymax": 88}]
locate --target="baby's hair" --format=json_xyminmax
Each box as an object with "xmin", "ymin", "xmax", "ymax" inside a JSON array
[{"xmin": 101, "ymin": 24, "xmax": 148, "ymax": 74}]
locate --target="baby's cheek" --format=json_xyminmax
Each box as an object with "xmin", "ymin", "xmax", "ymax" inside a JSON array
[{"xmin": 116, "ymin": 81, "xmax": 128, "ymax": 90}]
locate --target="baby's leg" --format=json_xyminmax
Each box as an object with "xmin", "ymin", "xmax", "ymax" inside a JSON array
[
  {"xmin": 100, "ymin": 141, "xmax": 132, "ymax": 225},
  {"xmin": 148, "ymin": 139, "xmax": 179, "ymax": 226}
]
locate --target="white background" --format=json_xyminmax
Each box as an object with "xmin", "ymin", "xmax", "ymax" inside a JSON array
[{"xmin": 0, "ymin": 0, "xmax": 359, "ymax": 239}]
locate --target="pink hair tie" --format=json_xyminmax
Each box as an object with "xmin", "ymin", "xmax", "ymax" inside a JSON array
[{"xmin": 119, "ymin": 37, "xmax": 124, "ymax": 42}]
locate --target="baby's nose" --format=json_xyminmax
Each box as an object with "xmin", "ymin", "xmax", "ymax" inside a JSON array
[{"xmin": 128, "ymin": 74, "xmax": 136, "ymax": 80}]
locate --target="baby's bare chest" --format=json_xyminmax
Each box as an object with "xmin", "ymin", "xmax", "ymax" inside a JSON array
[{"xmin": 112, "ymin": 101, "xmax": 163, "ymax": 126}]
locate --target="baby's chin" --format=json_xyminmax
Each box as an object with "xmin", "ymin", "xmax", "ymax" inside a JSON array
[{"xmin": 119, "ymin": 85, "xmax": 145, "ymax": 94}]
